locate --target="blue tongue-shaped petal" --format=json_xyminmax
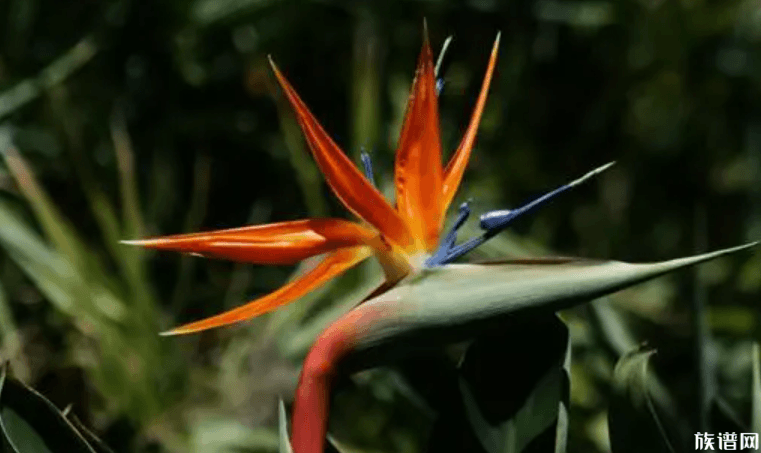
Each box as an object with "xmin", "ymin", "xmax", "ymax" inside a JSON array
[
  {"xmin": 479, "ymin": 161, "xmax": 615, "ymax": 232},
  {"xmin": 426, "ymin": 162, "xmax": 615, "ymax": 266}
]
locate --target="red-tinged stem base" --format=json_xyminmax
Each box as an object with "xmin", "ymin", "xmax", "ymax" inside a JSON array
[{"xmin": 291, "ymin": 304, "xmax": 389, "ymax": 453}]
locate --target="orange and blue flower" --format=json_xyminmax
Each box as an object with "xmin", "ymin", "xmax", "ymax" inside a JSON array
[{"xmin": 125, "ymin": 27, "xmax": 756, "ymax": 453}]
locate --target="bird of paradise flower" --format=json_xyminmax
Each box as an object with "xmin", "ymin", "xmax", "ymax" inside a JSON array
[{"xmin": 125, "ymin": 27, "xmax": 756, "ymax": 453}]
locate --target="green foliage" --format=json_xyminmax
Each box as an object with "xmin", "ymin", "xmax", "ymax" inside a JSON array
[
  {"xmin": 279, "ymin": 399, "xmax": 293, "ymax": 453},
  {"xmin": 453, "ymin": 316, "xmax": 570, "ymax": 453},
  {"xmin": 0, "ymin": 144, "xmax": 182, "ymax": 424},
  {"xmin": 0, "ymin": 366, "xmax": 111, "ymax": 453},
  {"xmin": 608, "ymin": 347, "xmax": 675, "ymax": 453}
]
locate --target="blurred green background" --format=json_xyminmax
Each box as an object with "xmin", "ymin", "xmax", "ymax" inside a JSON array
[{"xmin": 0, "ymin": 0, "xmax": 760, "ymax": 451}]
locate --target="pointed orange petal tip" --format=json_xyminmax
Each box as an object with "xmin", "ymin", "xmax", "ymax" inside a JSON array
[
  {"xmin": 120, "ymin": 219, "xmax": 377, "ymax": 265},
  {"xmin": 441, "ymin": 32, "xmax": 501, "ymax": 214},
  {"xmin": 158, "ymin": 246, "xmax": 372, "ymax": 335},
  {"xmin": 268, "ymin": 56, "xmax": 415, "ymax": 252},
  {"xmin": 393, "ymin": 25, "xmax": 444, "ymax": 252}
]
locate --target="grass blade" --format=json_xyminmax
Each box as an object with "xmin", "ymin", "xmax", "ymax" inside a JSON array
[{"xmin": 608, "ymin": 347, "xmax": 676, "ymax": 453}]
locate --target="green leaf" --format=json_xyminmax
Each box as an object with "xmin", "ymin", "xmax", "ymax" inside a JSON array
[
  {"xmin": 711, "ymin": 396, "xmax": 748, "ymax": 435},
  {"xmin": 608, "ymin": 347, "xmax": 675, "ymax": 453},
  {"xmin": 0, "ymin": 160, "xmax": 178, "ymax": 422},
  {"xmin": 2, "ymin": 148, "xmax": 88, "ymax": 269},
  {"xmin": 0, "ymin": 281, "xmax": 22, "ymax": 371},
  {"xmin": 0, "ymin": 201, "xmax": 82, "ymax": 316},
  {"xmin": 0, "ymin": 200, "xmax": 126, "ymax": 322},
  {"xmin": 327, "ymin": 434, "xmax": 376, "ymax": 453},
  {"xmin": 588, "ymin": 299, "xmax": 638, "ymax": 357},
  {"xmin": 0, "ymin": 367, "xmax": 98, "ymax": 453},
  {"xmin": 0, "ymin": 37, "xmax": 97, "ymax": 121},
  {"xmin": 273, "ymin": 81, "xmax": 327, "ymax": 218},
  {"xmin": 63, "ymin": 412, "xmax": 116, "ymax": 453},
  {"xmin": 279, "ymin": 398, "xmax": 293, "ymax": 453},
  {"xmin": 460, "ymin": 316, "xmax": 569, "ymax": 453},
  {"xmin": 416, "ymin": 316, "xmax": 569, "ymax": 453}
]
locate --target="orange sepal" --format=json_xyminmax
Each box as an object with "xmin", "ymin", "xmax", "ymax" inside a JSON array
[
  {"xmin": 394, "ymin": 27, "xmax": 444, "ymax": 253},
  {"xmin": 123, "ymin": 219, "xmax": 376, "ymax": 265},
  {"xmin": 442, "ymin": 33, "xmax": 501, "ymax": 214},
  {"xmin": 268, "ymin": 58, "xmax": 414, "ymax": 252},
  {"xmin": 161, "ymin": 245, "xmax": 373, "ymax": 335}
]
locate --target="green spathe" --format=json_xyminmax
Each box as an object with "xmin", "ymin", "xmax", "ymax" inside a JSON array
[{"xmin": 348, "ymin": 243, "xmax": 757, "ymax": 359}]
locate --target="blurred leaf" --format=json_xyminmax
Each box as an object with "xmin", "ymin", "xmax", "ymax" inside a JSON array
[
  {"xmin": 608, "ymin": 347, "xmax": 675, "ymax": 453},
  {"xmin": 0, "ymin": 367, "xmax": 99, "ymax": 453},
  {"xmin": 711, "ymin": 396, "xmax": 748, "ymax": 435},
  {"xmin": 692, "ymin": 204, "xmax": 714, "ymax": 433},
  {"xmin": 3, "ymin": 147, "xmax": 88, "ymax": 267},
  {"xmin": 351, "ymin": 16, "xmax": 381, "ymax": 162},
  {"xmin": 0, "ymin": 199, "xmax": 88, "ymax": 316},
  {"xmin": 462, "ymin": 316, "xmax": 569, "ymax": 453},
  {"xmin": 708, "ymin": 306, "xmax": 757, "ymax": 333},
  {"xmin": 0, "ymin": 199, "xmax": 125, "ymax": 322},
  {"xmin": 6, "ymin": 128, "xmax": 151, "ymax": 320},
  {"xmin": 170, "ymin": 152, "xmax": 211, "ymax": 310},
  {"xmin": 2, "ymin": 148, "xmax": 132, "ymax": 319},
  {"xmin": 0, "ymin": 37, "xmax": 97, "ymax": 121},
  {"xmin": 279, "ymin": 398, "xmax": 293, "ymax": 453},
  {"xmin": 0, "ymin": 281, "xmax": 23, "ymax": 376},
  {"xmin": 533, "ymin": 0, "xmax": 615, "ymax": 27},
  {"xmin": 752, "ymin": 343, "xmax": 761, "ymax": 436},
  {"xmin": 589, "ymin": 300, "xmax": 689, "ymax": 444},
  {"xmin": 423, "ymin": 315, "xmax": 570, "ymax": 453},
  {"xmin": 110, "ymin": 110, "xmax": 145, "ymax": 242},
  {"xmin": 272, "ymin": 79, "xmax": 328, "ymax": 218},
  {"xmin": 191, "ymin": 0, "xmax": 278, "ymax": 25},
  {"xmin": 0, "ymin": 152, "xmax": 179, "ymax": 422},
  {"xmin": 190, "ymin": 417, "xmax": 279, "ymax": 453},
  {"xmin": 64, "ymin": 412, "xmax": 116, "ymax": 453},
  {"xmin": 327, "ymin": 434, "xmax": 381, "ymax": 453},
  {"xmin": 588, "ymin": 298, "xmax": 637, "ymax": 357}
]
